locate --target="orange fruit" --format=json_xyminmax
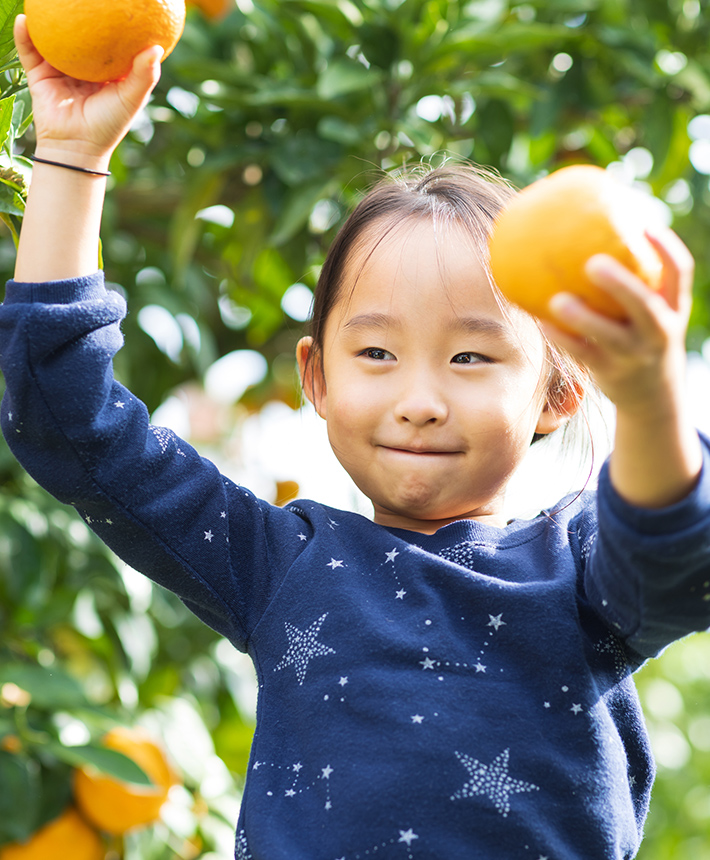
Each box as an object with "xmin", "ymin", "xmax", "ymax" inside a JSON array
[
  {"xmin": 0, "ymin": 734, "xmax": 22, "ymax": 754},
  {"xmin": 187, "ymin": 0, "xmax": 234, "ymax": 19},
  {"xmin": 24, "ymin": 0, "xmax": 186, "ymax": 83},
  {"xmin": 275, "ymin": 480, "xmax": 300, "ymax": 506},
  {"xmin": 0, "ymin": 807, "xmax": 104, "ymax": 860},
  {"xmin": 74, "ymin": 726, "xmax": 177, "ymax": 835},
  {"xmin": 488, "ymin": 164, "xmax": 663, "ymax": 323}
]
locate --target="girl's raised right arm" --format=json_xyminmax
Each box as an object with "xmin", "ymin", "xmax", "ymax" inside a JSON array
[{"xmin": 12, "ymin": 14, "xmax": 162, "ymax": 282}]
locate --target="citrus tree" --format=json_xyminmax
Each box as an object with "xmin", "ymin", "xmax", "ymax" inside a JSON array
[{"xmin": 0, "ymin": 0, "xmax": 709, "ymax": 857}]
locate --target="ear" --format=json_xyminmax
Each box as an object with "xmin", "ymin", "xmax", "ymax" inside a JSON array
[
  {"xmin": 534, "ymin": 376, "xmax": 584, "ymax": 437},
  {"xmin": 296, "ymin": 336, "xmax": 327, "ymax": 419}
]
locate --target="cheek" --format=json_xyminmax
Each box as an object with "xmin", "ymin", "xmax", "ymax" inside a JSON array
[
  {"xmin": 464, "ymin": 372, "xmax": 544, "ymax": 436},
  {"xmin": 325, "ymin": 379, "xmax": 379, "ymax": 438}
]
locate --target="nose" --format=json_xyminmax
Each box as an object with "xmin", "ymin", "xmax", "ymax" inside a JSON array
[{"xmin": 394, "ymin": 371, "xmax": 449, "ymax": 426}]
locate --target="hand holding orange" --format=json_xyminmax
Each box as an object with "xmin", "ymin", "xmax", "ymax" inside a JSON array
[
  {"xmin": 24, "ymin": 0, "xmax": 186, "ymax": 83},
  {"xmin": 488, "ymin": 165, "xmax": 663, "ymax": 324}
]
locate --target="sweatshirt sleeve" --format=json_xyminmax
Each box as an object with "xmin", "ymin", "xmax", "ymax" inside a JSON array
[
  {"xmin": 0, "ymin": 273, "xmax": 306, "ymax": 649},
  {"xmin": 583, "ymin": 433, "xmax": 710, "ymax": 659}
]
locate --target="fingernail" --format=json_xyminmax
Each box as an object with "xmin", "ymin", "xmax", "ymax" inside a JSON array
[
  {"xmin": 585, "ymin": 254, "xmax": 615, "ymax": 284},
  {"xmin": 549, "ymin": 292, "xmax": 581, "ymax": 318}
]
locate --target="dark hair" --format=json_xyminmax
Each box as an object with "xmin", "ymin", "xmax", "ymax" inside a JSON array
[
  {"xmin": 309, "ymin": 161, "xmax": 515, "ymax": 355},
  {"xmin": 305, "ymin": 160, "xmax": 593, "ymax": 443}
]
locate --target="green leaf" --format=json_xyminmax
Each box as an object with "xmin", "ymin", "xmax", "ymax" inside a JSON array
[
  {"xmin": 270, "ymin": 134, "xmax": 342, "ymax": 186},
  {"xmin": 441, "ymin": 23, "xmax": 574, "ymax": 58},
  {"xmin": 0, "ymin": 94, "xmax": 15, "ymax": 152},
  {"xmin": 0, "ymin": 664, "xmax": 89, "ymax": 710},
  {"xmin": 252, "ymin": 246, "xmax": 294, "ymax": 297},
  {"xmin": 317, "ymin": 59, "xmax": 380, "ymax": 100},
  {"xmin": 0, "ymin": 179, "xmax": 24, "ymax": 215},
  {"xmin": 46, "ymin": 742, "xmax": 154, "ymax": 787},
  {"xmin": 0, "ymin": 751, "xmax": 40, "ymax": 845},
  {"xmin": 270, "ymin": 179, "xmax": 334, "ymax": 246},
  {"xmin": 0, "ymin": 0, "xmax": 21, "ymax": 69},
  {"xmin": 35, "ymin": 761, "xmax": 74, "ymax": 832},
  {"xmin": 7, "ymin": 92, "xmax": 23, "ymax": 149},
  {"xmin": 477, "ymin": 98, "xmax": 515, "ymax": 164}
]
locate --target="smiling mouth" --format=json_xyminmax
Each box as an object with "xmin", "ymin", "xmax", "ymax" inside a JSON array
[{"xmin": 383, "ymin": 446, "xmax": 461, "ymax": 456}]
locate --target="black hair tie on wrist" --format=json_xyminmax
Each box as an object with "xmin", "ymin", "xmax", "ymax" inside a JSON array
[{"xmin": 29, "ymin": 154, "xmax": 111, "ymax": 177}]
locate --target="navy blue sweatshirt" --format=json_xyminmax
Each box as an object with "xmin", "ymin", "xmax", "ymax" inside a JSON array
[{"xmin": 1, "ymin": 273, "xmax": 710, "ymax": 860}]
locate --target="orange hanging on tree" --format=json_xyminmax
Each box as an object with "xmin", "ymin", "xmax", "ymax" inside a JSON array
[
  {"xmin": 74, "ymin": 726, "xmax": 178, "ymax": 835},
  {"xmin": 187, "ymin": 0, "xmax": 234, "ymax": 20},
  {"xmin": 23, "ymin": 0, "xmax": 186, "ymax": 83},
  {"xmin": 0, "ymin": 807, "xmax": 104, "ymax": 860},
  {"xmin": 488, "ymin": 164, "xmax": 663, "ymax": 324}
]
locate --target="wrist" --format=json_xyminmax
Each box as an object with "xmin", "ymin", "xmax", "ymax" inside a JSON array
[{"xmin": 32, "ymin": 142, "xmax": 113, "ymax": 175}]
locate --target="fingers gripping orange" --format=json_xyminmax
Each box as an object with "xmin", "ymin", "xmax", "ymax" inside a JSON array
[{"xmin": 488, "ymin": 165, "xmax": 663, "ymax": 324}]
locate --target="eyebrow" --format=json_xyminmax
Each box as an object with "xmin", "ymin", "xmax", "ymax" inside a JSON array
[{"xmin": 342, "ymin": 312, "xmax": 512, "ymax": 340}]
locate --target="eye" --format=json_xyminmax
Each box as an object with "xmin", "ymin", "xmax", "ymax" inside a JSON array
[
  {"xmin": 360, "ymin": 347, "xmax": 395, "ymax": 361},
  {"xmin": 451, "ymin": 352, "xmax": 490, "ymax": 365}
]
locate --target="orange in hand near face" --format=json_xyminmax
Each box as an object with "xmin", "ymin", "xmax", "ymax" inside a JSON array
[{"xmin": 488, "ymin": 164, "xmax": 663, "ymax": 323}]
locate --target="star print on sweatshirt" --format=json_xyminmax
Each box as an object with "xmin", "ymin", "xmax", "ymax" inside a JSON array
[{"xmin": 1, "ymin": 272, "xmax": 710, "ymax": 860}]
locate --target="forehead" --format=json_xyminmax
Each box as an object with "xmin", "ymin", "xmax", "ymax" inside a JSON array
[{"xmin": 331, "ymin": 216, "xmax": 528, "ymax": 332}]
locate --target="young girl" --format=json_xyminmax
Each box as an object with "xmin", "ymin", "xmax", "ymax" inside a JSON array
[{"xmin": 2, "ymin": 16, "xmax": 710, "ymax": 860}]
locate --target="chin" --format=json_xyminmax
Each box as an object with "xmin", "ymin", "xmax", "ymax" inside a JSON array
[{"xmin": 380, "ymin": 494, "xmax": 464, "ymax": 523}]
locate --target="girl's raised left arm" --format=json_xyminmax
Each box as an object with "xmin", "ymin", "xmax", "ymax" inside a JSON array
[{"xmin": 543, "ymin": 227, "xmax": 702, "ymax": 510}]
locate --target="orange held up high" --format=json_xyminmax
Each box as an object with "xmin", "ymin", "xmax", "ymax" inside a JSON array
[
  {"xmin": 488, "ymin": 164, "xmax": 664, "ymax": 324},
  {"xmin": 24, "ymin": 0, "xmax": 186, "ymax": 83}
]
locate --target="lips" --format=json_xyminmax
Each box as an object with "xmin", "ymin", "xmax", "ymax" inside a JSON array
[{"xmin": 381, "ymin": 445, "xmax": 460, "ymax": 456}]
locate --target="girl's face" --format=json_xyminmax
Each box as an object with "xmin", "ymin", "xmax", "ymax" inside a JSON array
[{"xmin": 298, "ymin": 218, "xmax": 569, "ymax": 534}]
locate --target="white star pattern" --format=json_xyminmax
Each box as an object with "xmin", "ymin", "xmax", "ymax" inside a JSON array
[
  {"xmin": 487, "ymin": 613, "xmax": 506, "ymax": 631},
  {"xmin": 150, "ymin": 425, "xmax": 186, "ymax": 457},
  {"xmin": 595, "ymin": 634, "xmax": 628, "ymax": 680},
  {"xmin": 398, "ymin": 829, "xmax": 419, "ymax": 845},
  {"xmin": 338, "ymin": 676, "xmax": 348, "ymax": 687},
  {"xmin": 386, "ymin": 549, "xmax": 399, "ymax": 563},
  {"xmin": 420, "ymin": 657, "xmax": 436, "ymax": 670},
  {"xmin": 298, "ymin": 533, "xmax": 308, "ymax": 541},
  {"xmin": 322, "ymin": 765, "xmax": 333, "ymax": 779},
  {"xmin": 114, "ymin": 401, "xmax": 125, "ymax": 408},
  {"xmin": 451, "ymin": 748, "xmax": 539, "ymax": 817},
  {"xmin": 234, "ymin": 829, "xmax": 253, "ymax": 860},
  {"xmin": 274, "ymin": 613, "xmax": 336, "ymax": 685},
  {"xmin": 327, "ymin": 558, "xmax": 344, "ymax": 569},
  {"xmin": 396, "ymin": 589, "xmax": 407, "ymax": 599},
  {"xmin": 204, "ymin": 530, "xmax": 213, "ymax": 542},
  {"xmin": 474, "ymin": 661, "xmax": 486, "ymax": 673},
  {"xmin": 411, "ymin": 714, "xmax": 424, "ymax": 724},
  {"xmin": 570, "ymin": 703, "xmax": 583, "ymax": 715}
]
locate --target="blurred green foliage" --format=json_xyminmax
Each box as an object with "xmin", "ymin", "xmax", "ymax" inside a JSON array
[{"xmin": 0, "ymin": 0, "xmax": 709, "ymax": 856}]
